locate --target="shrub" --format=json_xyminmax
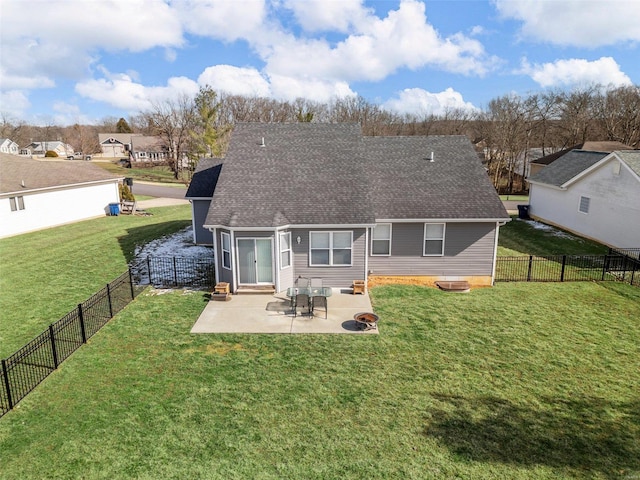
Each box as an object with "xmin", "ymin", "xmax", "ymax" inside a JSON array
[
  {"xmin": 44, "ymin": 150, "xmax": 58, "ymax": 157},
  {"xmin": 119, "ymin": 183, "xmax": 135, "ymax": 201}
]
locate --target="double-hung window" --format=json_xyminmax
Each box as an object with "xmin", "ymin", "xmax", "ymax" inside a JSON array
[
  {"xmin": 221, "ymin": 232, "xmax": 231, "ymax": 269},
  {"xmin": 279, "ymin": 232, "xmax": 291, "ymax": 269},
  {"xmin": 9, "ymin": 196, "xmax": 25, "ymax": 212},
  {"xmin": 310, "ymin": 231, "xmax": 352, "ymax": 266},
  {"xmin": 371, "ymin": 223, "xmax": 391, "ymax": 255},
  {"xmin": 424, "ymin": 223, "xmax": 445, "ymax": 256}
]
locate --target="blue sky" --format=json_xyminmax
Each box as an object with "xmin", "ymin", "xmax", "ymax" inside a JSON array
[{"xmin": 1, "ymin": 0, "xmax": 639, "ymax": 126}]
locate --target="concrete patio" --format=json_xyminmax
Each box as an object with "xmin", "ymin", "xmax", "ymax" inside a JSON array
[{"xmin": 191, "ymin": 289, "xmax": 377, "ymax": 334}]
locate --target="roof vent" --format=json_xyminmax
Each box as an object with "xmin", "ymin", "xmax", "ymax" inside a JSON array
[
  {"xmin": 430, "ymin": 151, "xmax": 434, "ymax": 162},
  {"xmin": 260, "ymin": 137, "xmax": 265, "ymax": 147},
  {"xmin": 21, "ymin": 180, "xmax": 25, "ymax": 187}
]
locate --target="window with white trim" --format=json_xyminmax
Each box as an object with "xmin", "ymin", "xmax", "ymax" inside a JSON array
[
  {"xmin": 579, "ymin": 196, "xmax": 590, "ymax": 214},
  {"xmin": 424, "ymin": 223, "xmax": 445, "ymax": 256},
  {"xmin": 9, "ymin": 196, "xmax": 25, "ymax": 212},
  {"xmin": 371, "ymin": 223, "xmax": 391, "ymax": 256},
  {"xmin": 221, "ymin": 232, "xmax": 231, "ymax": 269},
  {"xmin": 310, "ymin": 231, "xmax": 352, "ymax": 266},
  {"xmin": 279, "ymin": 232, "xmax": 291, "ymax": 269}
]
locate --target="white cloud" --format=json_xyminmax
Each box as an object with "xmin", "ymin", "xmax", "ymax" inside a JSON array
[
  {"xmin": 268, "ymin": 75, "xmax": 356, "ymax": 102},
  {"xmin": 519, "ymin": 57, "xmax": 632, "ymax": 88},
  {"xmin": 173, "ymin": 0, "xmax": 267, "ymax": 41},
  {"xmin": 0, "ymin": 90, "xmax": 31, "ymax": 117},
  {"xmin": 283, "ymin": 0, "xmax": 372, "ymax": 33},
  {"xmin": 495, "ymin": 0, "xmax": 640, "ymax": 47},
  {"xmin": 382, "ymin": 87, "xmax": 477, "ymax": 116},
  {"xmin": 197, "ymin": 66, "xmax": 271, "ymax": 98},
  {"xmin": 75, "ymin": 71, "xmax": 199, "ymax": 112},
  {"xmin": 263, "ymin": 0, "xmax": 498, "ymax": 83}
]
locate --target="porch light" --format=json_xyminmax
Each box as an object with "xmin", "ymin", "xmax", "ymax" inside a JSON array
[{"xmin": 296, "ymin": 236, "xmax": 301, "ymax": 244}]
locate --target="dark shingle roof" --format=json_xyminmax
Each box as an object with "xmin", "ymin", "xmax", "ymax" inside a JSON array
[
  {"xmin": 185, "ymin": 158, "xmax": 223, "ymax": 198},
  {"xmin": 202, "ymin": 123, "xmax": 508, "ymax": 228},
  {"xmin": 528, "ymin": 150, "xmax": 609, "ymax": 186},
  {"xmin": 0, "ymin": 153, "xmax": 121, "ymax": 195}
]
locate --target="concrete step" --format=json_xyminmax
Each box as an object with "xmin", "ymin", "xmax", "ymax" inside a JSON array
[{"xmin": 235, "ymin": 285, "xmax": 276, "ymax": 295}]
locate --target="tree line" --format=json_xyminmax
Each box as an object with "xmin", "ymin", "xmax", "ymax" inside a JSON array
[{"xmin": 1, "ymin": 84, "xmax": 638, "ymax": 191}]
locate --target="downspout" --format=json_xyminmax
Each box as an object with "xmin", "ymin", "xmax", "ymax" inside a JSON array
[
  {"xmin": 189, "ymin": 200, "xmax": 196, "ymax": 244},
  {"xmin": 491, "ymin": 221, "xmax": 503, "ymax": 286},
  {"xmin": 273, "ymin": 228, "xmax": 281, "ymax": 293},
  {"xmin": 230, "ymin": 229, "xmax": 237, "ymax": 293},
  {"xmin": 212, "ymin": 228, "xmax": 219, "ymax": 285},
  {"xmin": 364, "ymin": 227, "xmax": 370, "ymax": 282}
]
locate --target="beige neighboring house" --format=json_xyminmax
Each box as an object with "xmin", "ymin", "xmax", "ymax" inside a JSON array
[
  {"xmin": 20, "ymin": 141, "xmax": 75, "ymax": 157},
  {"xmin": 98, "ymin": 133, "xmax": 168, "ymax": 162},
  {"xmin": 0, "ymin": 153, "xmax": 122, "ymax": 238},
  {"xmin": 0, "ymin": 138, "xmax": 19, "ymax": 155}
]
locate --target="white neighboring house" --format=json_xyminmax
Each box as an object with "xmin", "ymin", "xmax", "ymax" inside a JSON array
[
  {"xmin": 0, "ymin": 139, "xmax": 19, "ymax": 154},
  {"xmin": 20, "ymin": 141, "xmax": 75, "ymax": 157},
  {"xmin": 528, "ymin": 149, "xmax": 640, "ymax": 248},
  {"xmin": 0, "ymin": 153, "xmax": 122, "ymax": 239}
]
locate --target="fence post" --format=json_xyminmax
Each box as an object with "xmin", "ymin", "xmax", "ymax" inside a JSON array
[
  {"xmin": 147, "ymin": 256, "xmax": 152, "ymax": 285},
  {"xmin": 560, "ymin": 255, "xmax": 567, "ymax": 282},
  {"xmin": 602, "ymin": 254, "xmax": 609, "ymax": 280},
  {"xmin": 527, "ymin": 255, "xmax": 533, "ymax": 282},
  {"xmin": 1, "ymin": 359, "xmax": 13, "ymax": 410},
  {"xmin": 129, "ymin": 268, "xmax": 135, "ymax": 299},
  {"xmin": 173, "ymin": 257, "xmax": 178, "ymax": 286},
  {"xmin": 49, "ymin": 325, "xmax": 59, "ymax": 369},
  {"xmin": 106, "ymin": 283, "xmax": 114, "ymax": 318},
  {"xmin": 78, "ymin": 304, "xmax": 87, "ymax": 343}
]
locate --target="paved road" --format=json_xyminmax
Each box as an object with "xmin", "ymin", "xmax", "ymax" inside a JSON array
[{"xmin": 130, "ymin": 181, "xmax": 187, "ymax": 199}]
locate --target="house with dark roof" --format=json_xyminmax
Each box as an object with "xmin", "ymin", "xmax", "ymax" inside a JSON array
[
  {"xmin": 98, "ymin": 133, "xmax": 168, "ymax": 162},
  {"xmin": 186, "ymin": 123, "xmax": 510, "ymax": 292},
  {"xmin": 0, "ymin": 153, "xmax": 122, "ymax": 238},
  {"xmin": 528, "ymin": 149, "xmax": 640, "ymax": 248}
]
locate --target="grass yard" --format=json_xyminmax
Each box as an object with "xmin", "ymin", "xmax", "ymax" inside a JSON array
[
  {"xmin": 0, "ymin": 204, "xmax": 192, "ymax": 358},
  {"xmin": 0, "ymin": 282, "xmax": 638, "ymax": 479},
  {"xmin": 498, "ymin": 216, "xmax": 609, "ymax": 256}
]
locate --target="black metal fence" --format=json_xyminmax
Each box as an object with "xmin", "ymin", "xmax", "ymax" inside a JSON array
[
  {"xmin": 131, "ymin": 256, "xmax": 216, "ymax": 288},
  {"xmin": 496, "ymin": 253, "xmax": 639, "ymax": 286},
  {"xmin": 0, "ymin": 256, "xmax": 216, "ymax": 418}
]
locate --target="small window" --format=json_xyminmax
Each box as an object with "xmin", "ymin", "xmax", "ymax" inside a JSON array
[
  {"xmin": 9, "ymin": 196, "xmax": 25, "ymax": 212},
  {"xmin": 424, "ymin": 223, "xmax": 445, "ymax": 256},
  {"xmin": 579, "ymin": 196, "xmax": 590, "ymax": 214},
  {"xmin": 371, "ymin": 224, "xmax": 391, "ymax": 256},
  {"xmin": 279, "ymin": 232, "xmax": 291, "ymax": 269},
  {"xmin": 221, "ymin": 232, "xmax": 231, "ymax": 269},
  {"xmin": 310, "ymin": 231, "xmax": 352, "ymax": 266},
  {"xmin": 138, "ymin": 152, "xmax": 147, "ymax": 159}
]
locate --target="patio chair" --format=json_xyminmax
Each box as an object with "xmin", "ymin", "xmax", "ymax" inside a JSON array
[
  {"xmin": 311, "ymin": 294, "xmax": 327, "ymax": 319},
  {"xmin": 294, "ymin": 293, "xmax": 311, "ymax": 317},
  {"xmin": 310, "ymin": 277, "xmax": 323, "ymax": 288},
  {"xmin": 296, "ymin": 276, "xmax": 310, "ymax": 288}
]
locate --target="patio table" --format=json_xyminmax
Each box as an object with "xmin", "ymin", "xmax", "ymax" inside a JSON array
[{"xmin": 286, "ymin": 287, "xmax": 332, "ymax": 316}]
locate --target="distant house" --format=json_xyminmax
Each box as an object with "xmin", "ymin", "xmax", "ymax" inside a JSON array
[
  {"xmin": 529, "ymin": 141, "xmax": 634, "ymax": 177},
  {"xmin": 0, "ymin": 139, "xmax": 19, "ymax": 155},
  {"xmin": 0, "ymin": 153, "xmax": 122, "ymax": 238},
  {"xmin": 186, "ymin": 123, "xmax": 510, "ymax": 293},
  {"xmin": 528, "ymin": 149, "xmax": 640, "ymax": 248},
  {"xmin": 98, "ymin": 133, "xmax": 168, "ymax": 162},
  {"xmin": 20, "ymin": 141, "xmax": 75, "ymax": 157}
]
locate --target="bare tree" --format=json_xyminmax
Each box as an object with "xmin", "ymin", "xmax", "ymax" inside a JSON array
[
  {"xmin": 144, "ymin": 94, "xmax": 197, "ymax": 179},
  {"xmin": 593, "ymin": 85, "xmax": 640, "ymax": 147}
]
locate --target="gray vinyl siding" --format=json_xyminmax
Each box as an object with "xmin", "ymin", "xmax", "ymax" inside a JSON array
[
  {"xmin": 192, "ymin": 200, "xmax": 213, "ymax": 245},
  {"xmin": 292, "ymin": 228, "xmax": 367, "ymax": 288},
  {"xmin": 368, "ymin": 222, "xmax": 496, "ymax": 276}
]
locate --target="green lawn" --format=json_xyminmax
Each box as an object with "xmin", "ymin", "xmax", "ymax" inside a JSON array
[
  {"xmin": 0, "ymin": 204, "xmax": 192, "ymax": 357},
  {"xmin": 1, "ymin": 283, "xmax": 638, "ymax": 479},
  {"xmin": 1, "ymin": 202, "xmax": 638, "ymax": 478},
  {"xmin": 498, "ymin": 216, "xmax": 609, "ymax": 256}
]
